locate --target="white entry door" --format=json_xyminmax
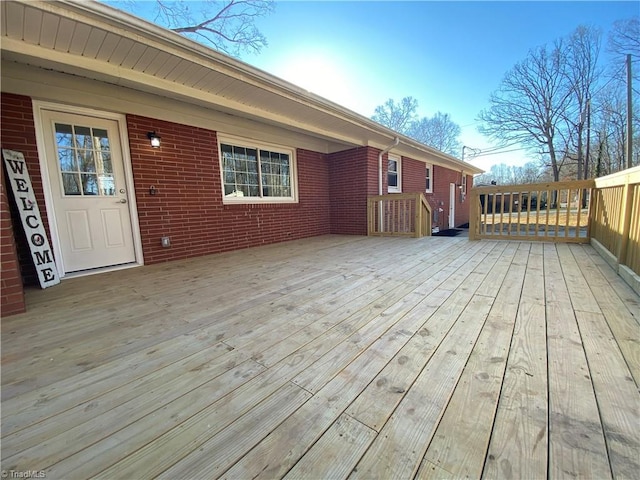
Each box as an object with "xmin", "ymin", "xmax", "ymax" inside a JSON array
[
  {"xmin": 449, "ymin": 183, "xmax": 456, "ymax": 229},
  {"xmin": 40, "ymin": 110, "xmax": 136, "ymax": 273}
]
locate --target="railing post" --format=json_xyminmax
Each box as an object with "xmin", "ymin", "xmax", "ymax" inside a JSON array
[
  {"xmin": 586, "ymin": 185, "xmax": 596, "ymax": 241},
  {"xmin": 469, "ymin": 189, "xmax": 478, "ymax": 240},
  {"xmin": 618, "ymin": 178, "xmax": 633, "ymax": 265},
  {"xmin": 423, "ymin": 194, "xmax": 431, "ymax": 236},
  {"xmin": 414, "ymin": 193, "xmax": 421, "ymax": 238}
]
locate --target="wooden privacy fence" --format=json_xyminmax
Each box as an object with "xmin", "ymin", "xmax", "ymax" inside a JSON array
[
  {"xmin": 367, "ymin": 193, "xmax": 432, "ymax": 238},
  {"xmin": 590, "ymin": 166, "xmax": 640, "ymax": 283},
  {"xmin": 469, "ymin": 180, "xmax": 595, "ymax": 243}
]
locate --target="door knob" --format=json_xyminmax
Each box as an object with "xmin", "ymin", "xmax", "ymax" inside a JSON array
[{"xmin": 118, "ymin": 198, "xmax": 127, "ymax": 204}]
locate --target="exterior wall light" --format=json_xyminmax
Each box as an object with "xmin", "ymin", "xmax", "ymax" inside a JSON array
[{"xmin": 147, "ymin": 131, "xmax": 161, "ymax": 148}]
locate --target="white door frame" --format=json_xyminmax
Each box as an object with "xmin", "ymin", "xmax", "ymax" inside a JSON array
[
  {"xmin": 449, "ymin": 183, "xmax": 456, "ymax": 229},
  {"xmin": 32, "ymin": 101, "xmax": 144, "ymax": 277}
]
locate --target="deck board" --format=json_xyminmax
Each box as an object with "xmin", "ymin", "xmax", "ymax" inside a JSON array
[
  {"xmin": 418, "ymin": 243, "xmax": 525, "ymax": 479},
  {"xmin": 544, "ymin": 243, "xmax": 611, "ymax": 479},
  {"xmin": 482, "ymin": 244, "xmax": 550, "ymax": 480},
  {"xmin": 1, "ymin": 234, "xmax": 638, "ymax": 479}
]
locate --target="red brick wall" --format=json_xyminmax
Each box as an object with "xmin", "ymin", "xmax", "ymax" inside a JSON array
[
  {"xmin": 1, "ymin": 169, "xmax": 25, "ymax": 315},
  {"xmin": 401, "ymin": 157, "xmax": 425, "ymax": 193},
  {"xmin": 127, "ymin": 115, "xmax": 331, "ymax": 263},
  {"xmin": 328, "ymin": 150, "xmax": 472, "ymax": 235},
  {"xmin": 328, "ymin": 146, "xmax": 380, "ymax": 235}
]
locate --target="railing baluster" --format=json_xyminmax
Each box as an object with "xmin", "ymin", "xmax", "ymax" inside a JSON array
[
  {"xmin": 564, "ymin": 188, "xmax": 571, "ymax": 238},
  {"xmin": 576, "ymin": 188, "xmax": 583, "ymax": 239},
  {"xmin": 516, "ymin": 191, "xmax": 522, "ymax": 237},
  {"xmin": 367, "ymin": 193, "xmax": 432, "ymax": 238}
]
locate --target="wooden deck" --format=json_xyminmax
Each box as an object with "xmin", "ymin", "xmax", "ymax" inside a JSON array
[{"xmin": 2, "ymin": 234, "xmax": 639, "ymax": 479}]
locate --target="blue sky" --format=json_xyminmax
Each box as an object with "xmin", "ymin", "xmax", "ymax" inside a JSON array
[{"xmin": 109, "ymin": 1, "xmax": 638, "ymax": 171}]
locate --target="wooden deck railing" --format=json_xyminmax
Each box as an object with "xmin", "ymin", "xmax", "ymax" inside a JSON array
[
  {"xmin": 469, "ymin": 166, "xmax": 640, "ymax": 292},
  {"xmin": 589, "ymin": 166, "xmax": 640, "ymax": 286},
  {"xmin": 367, "ymin": 193, "xmax": 432, "ymax": 238},
  {"xmin": 469, "ymin": 180, "xmax": 595, "ymax": 243}
]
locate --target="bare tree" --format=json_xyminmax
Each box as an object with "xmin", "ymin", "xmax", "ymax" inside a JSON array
[
  {"xmin": 592, "ymin": 85, "xmax": 628, "ymax": 175},
  {"xmin": 517, "ymin": 161, "xmax": 546, "ymax": 184},
  {"xmin": 604, "ymin": 16, "xmax": 640, "ymax": 170},
  {"xmin": 371, "ymin": 97, "xmax": 419, "ymax": 133},
  {"xmin": 563, "ymin": 26, "xmax": 601, "ymax": 181},
  {"xmin": 478, "ymin": 43, "xmax": 572, "ymax": 184},
  {"xmin": 473, "ymin": 161, "xmax": 547, "ymax": 186},
  {"xmin": 408, "ymin": 112, "xmax": 462, "ymax": 156},
  {"xmin": 608, "ymin": 17, "xmax": 640, "ymax": 66},
  {"xmin": 372, "ymin": 98, "xmax": 462, "ymax": 156},
  {"xmin": 114, "ymin": 0, "xmax": 274, "ymax": 56}
]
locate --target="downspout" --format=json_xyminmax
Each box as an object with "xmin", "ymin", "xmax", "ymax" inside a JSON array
[
  {"xmin": 378, "ymin": 137, "xmax": 400, "ymax": 195},
  {"xmin": 377, "ymin": 137, "xmax": 400, "ymax": 234}
]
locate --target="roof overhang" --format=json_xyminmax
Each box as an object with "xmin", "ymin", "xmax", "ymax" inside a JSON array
[{"xmin": 0, "ymin": 0, "xmax": 483, "ymax": 174}]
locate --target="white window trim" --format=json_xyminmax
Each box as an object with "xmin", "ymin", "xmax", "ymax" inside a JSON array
[
  {"xmin": 218, "ymin": 134, "xmax": 298, "ymax": 204},
  {"xmin": 461, "ymin": 173, "xmax": 467, "ymax": 195},
  {"xmin": 425, "ymin": 163, "xmax": 433, "ymax": 193},
  {"xmin": 388, "ymin": 154, "xmax": 401, "ymax": 193}
]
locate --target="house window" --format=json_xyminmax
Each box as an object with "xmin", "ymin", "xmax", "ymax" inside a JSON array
[
  {"xmin": 461, "ymin": 173, "xmax": 467, "ymax": 195},
  {"xmin": 219, "ymin": 137, "xmax": 296, "ymax": 203},
  {"xmin": 388, "ymin": 155, "xmax": 401, "ymax": 193},
  {"xmin": 425, "ymin": 163, "xmax": 433, "ymax": 193}
]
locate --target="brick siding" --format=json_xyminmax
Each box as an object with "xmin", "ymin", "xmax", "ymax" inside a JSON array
[
  {"xmin": 1, "ymin": 168, "xmax": 25, "ymax": 315},
  {"xmin": 127, "ymin": 115, "xmax": 331, "ymax": 264},
  {"xmin": 328, "ymin": 146, "xmax": 380, "ymax": 235}
]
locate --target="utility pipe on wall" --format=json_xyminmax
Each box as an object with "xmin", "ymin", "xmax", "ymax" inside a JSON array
[{"xmin": 378, "ymin": 137, "xmax": 400, "ymax": 195}]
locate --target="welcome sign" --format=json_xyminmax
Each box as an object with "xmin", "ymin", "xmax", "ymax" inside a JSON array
[{"xmin": 3, "ymin": 149, "xmax": 60, "ymax": 288}]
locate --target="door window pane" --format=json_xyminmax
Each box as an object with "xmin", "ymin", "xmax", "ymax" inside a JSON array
[
  {"xmin": 81, "ymin": 174, "xmax": 99, "ymax": 195},
  {"xmin": 74, "ymin": 126, "xmax": 93, "ymax": 149},
  {"xmin": 58, "ymin": 148, "xmax": 77, "ymax": 171},
  {"xmin": 93, "ymin": 129, "xmax": 110, "ymax": 151},
  {"xmin": 54, "ymin": 123, "xmax": 116, "ymax": 196},
  {"xmin": 99, "ymin": 152, "xmax": 113, "ymax": 174},
  {"xmin": 62, "ymin": 173, "xmax": 81, "ymax": 195},
  {"xmin": 55, "ymin": 124, "xmax": 74, "ymax": 148},
  {"xmin": 77, "ymin": 150, "xmax": 96, "ymax": 173},
  {"xmin": 99, "ymin": 175, "xmax": 115, "ymax": 196}
]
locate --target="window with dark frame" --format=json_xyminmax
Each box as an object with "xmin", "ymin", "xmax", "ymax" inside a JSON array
[{"xmin": 221, "ymin": 142, "xmax": 293, "ymax": 201}]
